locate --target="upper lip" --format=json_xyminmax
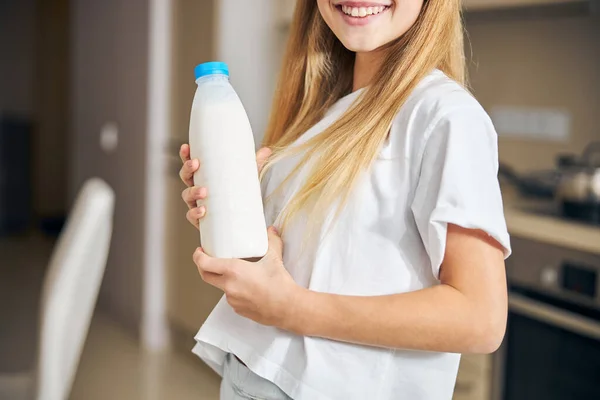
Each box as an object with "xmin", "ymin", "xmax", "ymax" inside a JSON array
[{"xmin": 333, "ymin": 1, "xmax": 392, "ymax": 7}]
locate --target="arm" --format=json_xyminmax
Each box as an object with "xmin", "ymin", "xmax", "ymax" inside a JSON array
[{"xmin": 285, "ymin": 224, "xmax": 507, "ymax": 354}]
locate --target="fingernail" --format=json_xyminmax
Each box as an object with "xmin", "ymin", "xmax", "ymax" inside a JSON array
[
  {"xmin": 198, "ymin": 206, "xmax": 206, "ymax": 217},
  {"xmin": 271, "ymin": 226, "xmax": 279, "ymax": 234},
  {"xmin": 191, "ymin": 159, "xmax": 199, "ymax": 168},
  {"xmin": 198, "ymin": 187, "xmax": 207, "ymax": 197}
]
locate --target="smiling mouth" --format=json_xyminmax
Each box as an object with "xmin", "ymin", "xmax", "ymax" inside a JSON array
[{"xmin": 335, "ymin": 3, "xmax": 391, "ymax": 18}]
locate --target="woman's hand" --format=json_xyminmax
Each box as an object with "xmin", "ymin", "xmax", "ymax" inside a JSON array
[
  {"xmin": 193, "ymin": 226, "xmax": 303, "ymax": 329},
  {"xmin": 179, "ymin": 144, "xmax": 272, "ymax": 229}
]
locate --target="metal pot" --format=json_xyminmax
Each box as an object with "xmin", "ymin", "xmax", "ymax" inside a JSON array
[{"xmin": 555, "ymin": 142, "xmax": 600, "ymax": 223}]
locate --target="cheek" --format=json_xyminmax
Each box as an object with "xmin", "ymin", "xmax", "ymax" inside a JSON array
[
  {"xmin": 364, "ymin": 0, "xmax": 422, "ymax": 48},
  {"xmin": 391, "ymin": 0, "xmax": 424, "ymax": 32},
  {"xmin": 316, "ymin": 1, "xmax": 330, "ymax": 19},
  {"xmin": 317, "ymin": 0, "xmax": 335, "ymax": 30}
]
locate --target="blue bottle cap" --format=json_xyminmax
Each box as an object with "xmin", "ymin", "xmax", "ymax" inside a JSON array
[{"xmin": 194, "ymin": 61, "xmax": 229, "ymax": 80}]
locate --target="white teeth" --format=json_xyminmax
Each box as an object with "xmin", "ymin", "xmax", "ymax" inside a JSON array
[{"xmin": 340, "ymin": 4, "xmax": 388, "ymax": 17}]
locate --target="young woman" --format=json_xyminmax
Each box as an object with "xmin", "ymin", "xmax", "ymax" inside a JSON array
[{"xmin": 179, "ymin": 1, "xmax": 511, "ymax": 399}]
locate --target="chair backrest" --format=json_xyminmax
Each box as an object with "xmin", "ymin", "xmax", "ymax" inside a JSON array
[{"xmin": 35, "ymin": 178, "xmax": 115, "ymax": 400}]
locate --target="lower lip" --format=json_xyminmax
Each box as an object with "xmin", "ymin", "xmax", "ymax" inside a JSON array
[{"xmin": 336, "ymin": 6, "xmax": 390, "ymax": 26}]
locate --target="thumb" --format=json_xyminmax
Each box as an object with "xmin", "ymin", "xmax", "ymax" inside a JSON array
[
  {"xmin": 256, "ymin": 147, "xmax": 273, "ymax": 174},
  {"xmin": 266, "ymin": 226, "xmax": 283, "ymax": 260}
]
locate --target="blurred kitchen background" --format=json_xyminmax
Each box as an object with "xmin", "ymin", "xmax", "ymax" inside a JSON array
[{"xmin": 0, "ymin": 0, "xmax": 599, "ymax": 399}]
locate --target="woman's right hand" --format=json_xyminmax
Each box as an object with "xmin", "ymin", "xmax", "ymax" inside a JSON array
[{"xmin": 179, "ymin": 144, "xmax": 272, "ymax": 230}]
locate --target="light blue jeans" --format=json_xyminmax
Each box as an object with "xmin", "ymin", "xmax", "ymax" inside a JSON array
[{"xmin": 220, "ymin": 353, "xmax": 292, "ymax": 400}]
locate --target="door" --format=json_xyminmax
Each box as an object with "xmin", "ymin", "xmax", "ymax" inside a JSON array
[
  {"xmin": 70, "ymin": 0, "xmax": 149, "ymax": 334},
  {"xmin": 500, "ymin": 292, "xmax": 600, "ymax": 400}
]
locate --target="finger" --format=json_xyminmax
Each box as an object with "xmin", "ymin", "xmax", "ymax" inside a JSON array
[
  {"xmin": 266, "ymin": 226, "xmax": 283, "ymax": 260},
  {"xmin": 186, "ymin": 207, "xmax": 205, "ymax": 229},
  {"xmin": 256, "ymin": 147, "xmax": 272, "ymax": 174},
  {"xmin": 179, "ymin": 158, "xmax": 200, "ymax": 187},
  {"xmin": 193, "ymin": 247, "xmax": 230, "ymax": 275},
  {"xmin": 182, "ymin": 186, "xmax": 207, "ymax": 209},
  {"xmin": 179, "ymin": 143, "xmax": 190, "ymax": 163}
]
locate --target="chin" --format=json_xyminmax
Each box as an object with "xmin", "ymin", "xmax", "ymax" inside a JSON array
[{"xmin": 338, "ymin": 37, "xmax": 382, "ymax": 53}]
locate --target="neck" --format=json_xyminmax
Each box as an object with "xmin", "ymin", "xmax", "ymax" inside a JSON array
[{"xmin": 353, "ymin": 50, "xmax": 385, "ymax": 91}]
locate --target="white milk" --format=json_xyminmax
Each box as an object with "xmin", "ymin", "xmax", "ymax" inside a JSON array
[{"xmin": 188, "ymin": 62, "xmax": 268, "ymax": 259}]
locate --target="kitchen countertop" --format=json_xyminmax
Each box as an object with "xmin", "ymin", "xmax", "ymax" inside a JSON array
[{"xmin": 502, "ymin": 186, "xmax": 600, "ymax": 255}]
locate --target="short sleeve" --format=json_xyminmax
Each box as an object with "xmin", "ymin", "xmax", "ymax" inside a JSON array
[{"xmin": 411, "ymin": 107, "xmax": 511, "ymax": 279}]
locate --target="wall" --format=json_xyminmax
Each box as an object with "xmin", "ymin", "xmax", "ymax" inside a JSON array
[
  {"xmin": 34, "ymin": 0, "xmax": 69, "ymax": 219},
  {"xmin": 466, "ymin": 12, "xmax": 600, "ymax": 172},
  {"xmin": 0, "ymin": 0, "xmax": 68, "ymax": 221},
  {"xmin": 0, "ymin": 0, "xmax": 35, "ymax": 116},
  {"xmin": 215, "ymin": 0, "xmax": 280, "ymax": 145},
  {"xmin": 71, "ymin": 0, "xmax": 149, "ymax": 335}
]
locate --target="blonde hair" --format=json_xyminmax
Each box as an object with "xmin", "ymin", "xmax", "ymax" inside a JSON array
[{"xmin": 261, "ymin": 0, "xmax": 466, "ymax": 235}]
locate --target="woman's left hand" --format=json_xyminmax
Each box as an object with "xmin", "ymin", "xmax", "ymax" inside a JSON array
[{"xmin": 193, "ymin": 226, "xmax": 302, "ymax": 329}]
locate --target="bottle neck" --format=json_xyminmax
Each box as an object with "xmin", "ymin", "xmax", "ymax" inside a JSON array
[{"xmin": 195, "ymin": 74, "xmax": 229, "ymax": 84}]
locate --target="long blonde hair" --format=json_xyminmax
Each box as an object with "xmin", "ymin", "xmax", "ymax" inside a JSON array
[{"xmin": 261, "ymin": 0, "xmax": 466, "ymax": 235}]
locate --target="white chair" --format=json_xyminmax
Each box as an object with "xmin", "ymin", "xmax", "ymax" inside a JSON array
[{"xmin": 0, "ymin": 177, "xmax": 115, "ymax": 400}]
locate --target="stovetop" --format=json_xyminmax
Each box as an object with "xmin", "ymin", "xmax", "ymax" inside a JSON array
[{"xmin": 517, "ymin": 202, "xmax": 600, "ymax": 227}]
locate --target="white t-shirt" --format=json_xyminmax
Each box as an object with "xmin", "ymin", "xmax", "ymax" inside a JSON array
[{"xmin": 192, "ymin": 69, "xmax": 511, "ymax": 400}]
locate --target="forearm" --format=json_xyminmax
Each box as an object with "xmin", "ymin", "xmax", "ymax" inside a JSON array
[{"xmin": 286, "ymin": 284, "xmax": 504, "ymax": 354}]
